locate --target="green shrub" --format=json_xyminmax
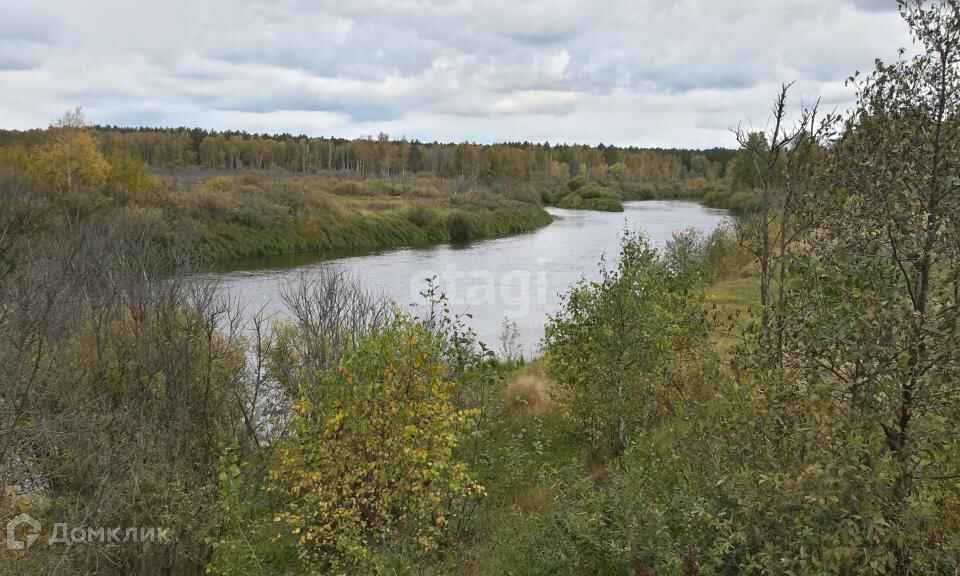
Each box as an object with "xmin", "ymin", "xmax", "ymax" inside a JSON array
[
  {"xmin": 701, "ymin": 187, "xmax": 728, "ymax": 207},
  {"xmin": 577, "ymin": 183, "xmax": 617, "ymax": 200},
  {"xmin": 447, "ymin": 211, "xmax": 474, "ymax": 243},
  {"xmin": 233, "ymin": 196, "xmax": 289, "ymax": 228},
  {"xmin": 331, "ymin": 180, "xmax": 367, "ymax": 196},
  {"xmin": 239, "ymin": 173, "xmax": 264, "ymax": 186},
  {"xmin": 207, "ymin": 450, "xmax": 301, "ymax": 576},
  {"xmin": 567, "ymin": 176, "xmax": 586, "ymax": 192},
  {"xmin": 555, "ymin": 183, "xmax": 623, "ymax": 212},
  {"xmin": 726, "ymin": 190, "xmax": 761, "ymax": 212},
  {"xmin": 582, "ymin": 197, "xmax": 623, "ymax": 211},
  {"xmin": 203, "ymin": 176, "xmax": 235, "ymax": 194},
  {"xmin": 557, "ymin": 192, "xmax": 623, "ymax": 212},
  {"xmin": 702, "ymin": 226, "xmax": 752, "ymax": 280},
  {"xmin": 557, "ymin": 193, "xmax": 584, "ymax": 209},
  {"xmin": 269, "ymin": 319, "xmax": 483, "ymax": 574},
  {"xmin": 619, "ymin": 182, "xmax": 656, "ymax": 201},
  {"xmin": 404, "ymin": 203, "xmax": 441, "ymax": 228},
  {"xmin": 506, "ymin": 183, "xmax": 542, "ymax": 205},
  {"xmin": 544, "ymin": 231, "xmax": 706, "ymax": 464},
  {"xmin": 487, "ymin": 479, "xmax": 634, "ymax": 576},
  {"xmin": 382, "ymin": 182, "xmax": 404, "ymax": 196}
]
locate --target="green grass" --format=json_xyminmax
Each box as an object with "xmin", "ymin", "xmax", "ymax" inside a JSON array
[
  {"xmin": 152, "ymin": 174, "xmax": 554, "ymax": 264},
  {"xmin": 414, "ymin": 362, "xmax": 583, "ymax": 576},
  {"xmin": 704, "ymin": 274, "xmax": 759, "ymax": 354}
]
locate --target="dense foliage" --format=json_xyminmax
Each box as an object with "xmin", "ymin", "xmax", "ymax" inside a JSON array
[
  {"xmin": 0, "ymin": 126, "xmax": 553, "ymax": 263},
  {"xmin": 3, "ymin": 2, "xmax": 960, "ymax": 575},
  {"xmin": 270, "ymin": 319, "xmax": 484, "ymax": 574},
  {"xmin": 544, "ymin": 231, "xmax": 708, "ymax": 466},
  {"xmin": 0, "ymin": 125, "xmax": 735, "ymax": 190}
]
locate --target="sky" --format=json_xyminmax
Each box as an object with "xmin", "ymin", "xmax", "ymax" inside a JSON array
[{"xmin": 0, "ymin": 0, "xmax": 914, "ymax": 148}]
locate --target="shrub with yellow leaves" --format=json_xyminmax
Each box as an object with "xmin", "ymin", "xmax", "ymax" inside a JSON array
[{"xmin": 269, "ymin": 317, "xmax": 484, "ymax": 574}]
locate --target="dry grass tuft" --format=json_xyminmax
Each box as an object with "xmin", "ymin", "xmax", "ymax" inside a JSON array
[{"xmin": 505, "ymin": 366, "xmax": 554, "ymax": 415}]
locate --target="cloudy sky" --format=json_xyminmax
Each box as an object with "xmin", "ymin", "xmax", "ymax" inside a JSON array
[{"xmin": 0, "ymin": 0, "xmax": 913, "ymax": 148}]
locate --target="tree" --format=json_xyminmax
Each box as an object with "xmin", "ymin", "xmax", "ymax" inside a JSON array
[
  {"xmin": 735, "ymin": 86, "xmax": 835, "ymax": 365},
  {"xmin": 31, "ymin": 108, "xmax": 110, "ymax": 198},
  {"xmin": 774, "ymin": 1, "xmax": 960, "ymax": 572},
  {"xmin": 730, "ymin": 131, "xmax": 768, "ymax": 190},
  {"xmin": 270, "ymin": 318, "xmax": 484, "ymax": 574},
  {"xmin": 106, "ymin": 150, "xmax": 158, "ymax": 203},
  {"xmin": 544, "ymin": 231, "xmax": 709, "ymax": 467}
]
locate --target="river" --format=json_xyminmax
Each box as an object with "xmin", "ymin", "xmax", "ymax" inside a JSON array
[{"xmin": 197, "ymin": 201, "xmax": 730, "ymax": 358}]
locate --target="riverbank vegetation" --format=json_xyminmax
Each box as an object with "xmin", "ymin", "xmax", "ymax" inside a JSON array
[
  {"xmin": 3, "ymin": 2, "xmax": 960, "ymax": 575},
  {"xmin": 554, "ymin": 178, "xmax": 625, "ymax": 211},
  {"xmin": 169, "ymin": 174, "xmax": 553, "ymax": 260},
  {"xmin": 0, "ymin": 132, "xmax": 552, "ymax": 262}
]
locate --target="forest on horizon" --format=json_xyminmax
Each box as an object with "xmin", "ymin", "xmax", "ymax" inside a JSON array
[{"xmin": 0, "ymin": 124, "xmax": 736, "ymax": 187}]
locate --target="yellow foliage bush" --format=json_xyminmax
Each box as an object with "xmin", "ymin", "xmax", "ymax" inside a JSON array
[{"xmin": 270, "ymin": 318, "xmax": 484, "ymax": 574}]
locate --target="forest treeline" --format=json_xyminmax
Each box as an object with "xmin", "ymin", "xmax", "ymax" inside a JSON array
[
  {"xmin": 0, "ymin": 124, "xmax": 734, "ymax": 185},
  {"xmin": 0, "ymin": 122, "xmax": 752, "ymax": 212},
  {"xmin": 2, "ymin": 1, "xmax": 959, "ymax": 575}
]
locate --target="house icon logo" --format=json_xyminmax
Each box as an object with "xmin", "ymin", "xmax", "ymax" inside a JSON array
[{"xmin": 6, "ymin": 513, "xmax": 41, "ymax": 550}]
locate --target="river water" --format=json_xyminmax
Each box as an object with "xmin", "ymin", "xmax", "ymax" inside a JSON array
[{"xmin": 198, "ymin": 201, "xmax": 730, "ymax": 357}]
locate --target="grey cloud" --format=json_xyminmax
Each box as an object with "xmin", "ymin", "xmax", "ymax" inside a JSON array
[
  {"xmin": 848, "ymin": 0, "xmax": 900, "ymax": 12},
  {"xmin": 201, "ymin": 10, "xmax": 441, "ymax": 80},
  {"xmin": 0, "ymin": 25, "xmax": 54, "ymax": 71},
  {"xmin": 0, "ymin": 48, "xmax": 39, "ymax": 71},
  {"xmin": 210, "ymin": 92, "xmax": 405, "ymax": 122},
  {"xmin": 0, "ymin": 5, "xmax": 58, "ymax": 43},
  {"xmin": 0, "ymin": 0, "xmax": 915, "ymax": 146}
]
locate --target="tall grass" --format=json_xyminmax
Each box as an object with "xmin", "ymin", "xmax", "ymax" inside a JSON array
[{"xmin": 156, "ymin": 174, "xmax": 552, "ymax": 263}]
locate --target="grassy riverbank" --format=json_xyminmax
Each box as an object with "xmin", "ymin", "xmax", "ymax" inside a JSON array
[
  {"xmin": 552, "ymin": 180, "xmax": 625, "ymax": 212},
  {"xmin": 0, "ymin": 155, "xmax": 554, "ymax": 264},
  {"xmin": 621, "ymin": 180, "xmax": 762, "ymax": 212},
  {"xmin": 543, "ymin": 174, "xmax": 760, "ymax": 214},
  {"xmin": 164, "ymin": 173, "xmax": 554, "ymax": 262}
]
